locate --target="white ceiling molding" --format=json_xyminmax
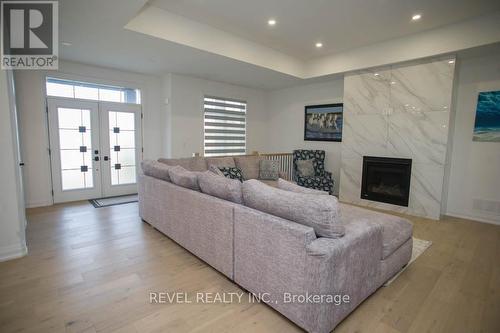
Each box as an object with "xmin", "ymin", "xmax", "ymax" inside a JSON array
[
  {"xmin": 305, "ymin": 12, "xmax": 500, "ymax": 78},
  {"xmin": 125, "ymin": 5, "xmax": 305, "ymax": 78},
  {"xmin": 126, "ymin": 6, "xmax": 500, "ymax": 79}
]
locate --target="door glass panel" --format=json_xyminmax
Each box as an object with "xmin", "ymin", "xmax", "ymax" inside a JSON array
[
  {"xmin": 116, "ymin": 112, "xmax": 135, "ymax": 130},
  {"xmin": 57, "ymin": 107, "xmax": 94, "ymax": 190},
  {"xmin": 119, "ymin": 166, "xmax": 136, "ymax": 184},
  {"xmin": 117, "ymin": 149, "xmax": 135, "ymax": 166},
  {"xmin": 108, "ymin": 111, "xmax": 136, "ymax": 185}
]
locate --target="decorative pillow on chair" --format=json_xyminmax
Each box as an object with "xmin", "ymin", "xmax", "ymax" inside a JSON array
[
  {"xmin": 259, "ymin": 159, "xmax": 279, "ymax": 180},
  {"xmin": 219, "ymin": 167, "xmax": 244, "ymax": 182},
  {"xmin": 296, "ymin": 159, "xmax": 315, "ymax": 177}
]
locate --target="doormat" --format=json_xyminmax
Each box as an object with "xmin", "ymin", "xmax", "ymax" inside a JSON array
[{"xmin": 89, "ymin": 194, "xmax": 138, "ymax": 208}]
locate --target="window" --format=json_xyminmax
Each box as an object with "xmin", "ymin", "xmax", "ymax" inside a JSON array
[
  {"xmin": 46, "ymin": 78, "xmax": 141, "ymax": 104},
  {"xmin": 204, "ymin": 96, "xmax": 246, "ymax": 157}
]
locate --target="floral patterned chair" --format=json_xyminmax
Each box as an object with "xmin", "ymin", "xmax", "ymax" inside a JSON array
[{"xmin": 292, "ymin": 150, "xmax": 334, "ymax": 194}]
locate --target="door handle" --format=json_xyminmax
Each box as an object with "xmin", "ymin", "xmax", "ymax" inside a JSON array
[
  {"xmin": 104, "ymin": 156, "xmax": 109, "ymax": 161},
  {"xmin": 94, "ymin": 156, "xmax": 100, "ymax": 161}
]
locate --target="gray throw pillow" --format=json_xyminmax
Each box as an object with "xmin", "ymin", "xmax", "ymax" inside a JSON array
[
  {"xmin": 168, "ymin": 165, "xmax": 200, "ymax": 191},
  {"xmin": 208, "ymin": 164, "xmax": 225, "ymax": 176},
  {"xmin": 234, "ymin": 156, "xmax": 262, "ymax": 180},
  {"xmin": 197, "ymin": 171, "xmax": 243, "ymax": 204},
  {"xmin": 277, "ymin": 178, "xmax": 329, "ymax": 195},
  {"xmin": 259, "ymin": 159, "xmax": 279, "ymax": 180},
  {"xmin": 296, "ymin": 159, "xmax": 315, "ymax": 177},
  {"xmin": 141, "ymin": 160, "xmax": 171, "ymax": 182},
  {"xmin": 242, "ymin": 180, "xmax": 344, "ymax": 238}
]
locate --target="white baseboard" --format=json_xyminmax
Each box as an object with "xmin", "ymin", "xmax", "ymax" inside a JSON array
[
  {"xmin": 0, "ymin": 242, "xmax": 28, "ymax": 262},
  {"xmin": 26, "ymin": 199, "xmax": 53, "ymax": 208},
  {"xmin": 444, "ymin": 212, "xmax": 500, "ymax": 226}
]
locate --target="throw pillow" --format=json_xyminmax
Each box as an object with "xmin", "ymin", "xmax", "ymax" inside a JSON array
[
  {"xmin": 234, "ymin": 156, "xmax": 262, "ymax": 180},
  {"xmin": 277, "ymin": 178, "xmax": 329, "ymax": 195},
  {"xmin": 208, "ymin": 164, "xmax": 225, "ymax": 176},
  {"xmin": 168, "ymin": 165, "xmax": 200, "ymax": 191},
  {"xmin": 206, "ymin": 157, "xmax": 236, "ymax": 168},
  {"xmin": 296, "ymin": 159, "xmax": 315, "ymax": 177},
  {"xmin": 242, "ymin": 180, "xmax": 344, "ymax": 238},
  {"xmin": 141, "ymin": 160, "xmax": 172, "ymax": 182},
  {"xmin": 219, "ymin": 167, "xmax": 244, "ymax": 182},
  {"xmin": 259, "ymin": 159, "xmax": 279, "ymax": 180},
  {"xmin": 197, "ymin": 171, "xmax": 243, "ymax": 204}
]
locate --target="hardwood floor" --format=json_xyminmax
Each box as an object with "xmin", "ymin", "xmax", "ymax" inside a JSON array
[{"xmin": 0, "ymin": 201, "xmax": 498, "ymax": 333}]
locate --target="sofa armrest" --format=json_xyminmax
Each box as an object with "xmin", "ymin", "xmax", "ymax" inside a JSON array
[{"xmin": 303, "ymin": 221, "xmax": 383, "ymax": 332}]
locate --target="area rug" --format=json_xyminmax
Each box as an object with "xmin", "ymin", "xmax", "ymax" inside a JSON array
[
  {"xmin": 384, "ymin": 237, "xmax": 432, "ymax": 286},
  {"xmin": 89, "ymin": 194, "xmax": 138, "ymax": 208}
]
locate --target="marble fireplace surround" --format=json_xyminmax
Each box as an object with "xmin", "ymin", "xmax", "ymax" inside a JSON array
[{"xmin": 339, "ymin": 57, "xmax": 456, "ymax": 219}]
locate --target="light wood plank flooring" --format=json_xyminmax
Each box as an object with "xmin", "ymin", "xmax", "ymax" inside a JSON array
[{"xmin": 0, "ymin": 201, "xmax": 498, "ymax": 333}]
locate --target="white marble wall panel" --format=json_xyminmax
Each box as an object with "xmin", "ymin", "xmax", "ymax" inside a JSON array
[
  {"xmin": 391, "ymin": 59, "xmax": 454, "ymax": 112},
  {"xmin": 344, "ymin": 69, "xmax": 391, "ymax": 116},
  {"xmin": 340, "ymin": 58, "xmax": 455, "ymax": 219}
]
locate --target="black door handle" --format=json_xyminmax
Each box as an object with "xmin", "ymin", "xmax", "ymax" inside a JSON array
[
  {"xmin": 19, "ymin": 162, "xmax": 25, "ymax": 166},
  {"xmin": 104, "ymin": 156, "xmax": 109, "ymax": 161},
  {"xmin": 94, "ymin": 156, "xmax": 99, "ymax": 161}
]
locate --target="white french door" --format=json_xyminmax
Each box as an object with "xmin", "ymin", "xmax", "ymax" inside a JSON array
[{"xmin": 48, "ymin": 97, "xmax": 142, "ymax": 203}]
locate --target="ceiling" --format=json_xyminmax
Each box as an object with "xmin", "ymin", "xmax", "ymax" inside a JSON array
[
  {"xmin": 57, "ymin": 0, "xmax": 500, "ymax": 90},
  {"xmin": 150, "ymin": 0, "xmax": 500, "ymax": 60}
]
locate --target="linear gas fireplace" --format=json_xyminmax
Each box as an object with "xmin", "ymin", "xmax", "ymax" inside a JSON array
[{"xmin": 361, "ymin": 156, "xmax": 412, "ymax": 207}]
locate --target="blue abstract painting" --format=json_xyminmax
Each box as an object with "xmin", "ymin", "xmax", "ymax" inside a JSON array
[{"xmin": 473, "ymin": 91, "xmax": 500, "ymax": 142}]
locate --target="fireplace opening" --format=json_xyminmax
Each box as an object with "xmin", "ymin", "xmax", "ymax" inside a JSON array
[{"xmin": 361, "ymin": 156, "xmax": 412, "ymax": 207}]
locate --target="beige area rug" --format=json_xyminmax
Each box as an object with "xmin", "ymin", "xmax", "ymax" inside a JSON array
[{"xmin": 384, "ymin": 237, "xmax": 432, "ymax": 286}]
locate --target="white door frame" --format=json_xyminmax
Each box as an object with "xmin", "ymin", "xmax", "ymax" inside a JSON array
[
  {"xmin": 47, "ymin": 97, "xmax": 142, "ymax": 203},
  {"xmin": 47, "ymin": 97, "xmax": 102, "ymax": 203}
]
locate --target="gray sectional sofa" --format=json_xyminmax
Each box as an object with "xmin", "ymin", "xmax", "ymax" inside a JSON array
[{"xmin": 138, "ymin": 156, "xmax": 413, "ymax": 333}]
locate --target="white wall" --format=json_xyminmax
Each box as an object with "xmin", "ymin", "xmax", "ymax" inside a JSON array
[
  {"xmin": 165, "ymin": 73, "xmax": 269, "ymax": 158},
  {"xmin": 14, "ymin": 61, "xmax": 163, "ymax": 207},
  {"xmin": 445, "ymin": 53, "xmax": 500, "ymax": 224},
  {"xmin": 0, "ymin": 70, "xmax": 27, "ymax": 261},
  {"xmin": 265, "ymin": 79, "xmax": 344, "ymax": 195}
]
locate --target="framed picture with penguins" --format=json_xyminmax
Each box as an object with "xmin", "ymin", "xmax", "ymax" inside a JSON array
[{"xmin": 304, "ymin": 103, "xmax": 343, "ymax": 142}]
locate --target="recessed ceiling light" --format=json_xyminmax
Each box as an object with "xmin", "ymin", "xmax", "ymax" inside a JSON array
[
  {"xmin": 411, "ymin": 14, "xmax": 422, "ymax": 21},
  {"xmin": 315, "ymin": 42, "xmax": 323, "ymax": 48},
  {"xmin": 61, "ymin": 41, "xmax": 72, "ymax": 46},
  {"xmin": 448, "ymin": 59, "xmax": 455, "ymax": 64},
  {"xmin": 374, "ymin": 73, "xmax": 380, "ymax": 77},
  {"xmin": 267, "ymin": 19, "xmax": 276, "ymax": 26},
  {"xmin": 390, "ymin": 81, "xmax": 397, "ymax": 85}
]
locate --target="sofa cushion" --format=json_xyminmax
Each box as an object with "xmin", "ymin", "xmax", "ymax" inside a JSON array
[
  {"xmin": 219, "ymin": 167, "xmax": 244, "ymax": 182},
  {"xmin": 242, "ymin": 180, "xmax": 344, "ymax": 238},
  {"xmin": 234, "ymin": 156, "xmax": 262, "ymax": 180},
  {"xmin": 206, "ymin": 157, "xmax": 235, "ymax": 168},
  {"xmin": 168, "ymin": 165, "xmax": 200, "ymax": 191},
  {"xmin": 296, "ymin": 159, "xmax": 315, "ymax": 177},
  {"xmin": 141, "ymin": 160, "xmax": 172, "ymax": 182},
  {"xmin": 259, "ymin": 159, "xmax": 279, "ymax": 180},
  {"xmin": 339, "ymin": 203, "xmax": 413, "ymax": 259},
  {"xmin": 198, "ymin": 171, "xmax": 243, "ymax": 204},
  {"xmin": 277, "ymin": 178, "xmax": 329, "ymax": 195},
  {"xmin": 158, "ymin": 157, "xmax": 207, "ymax": 172}
]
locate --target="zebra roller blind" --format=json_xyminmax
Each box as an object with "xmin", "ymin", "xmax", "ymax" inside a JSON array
[{"xmin": 204, "ymin": 96, "xmax": 247, "ymax": 157}]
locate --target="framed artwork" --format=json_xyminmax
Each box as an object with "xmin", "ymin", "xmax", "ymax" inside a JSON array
[
  {"xmin": 473, "ymin": 90, "xmax": 500, "ymax": 142},
  {"xmin": 304, "ymin": 103, "xmax": 343, "ymax": 142}
]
